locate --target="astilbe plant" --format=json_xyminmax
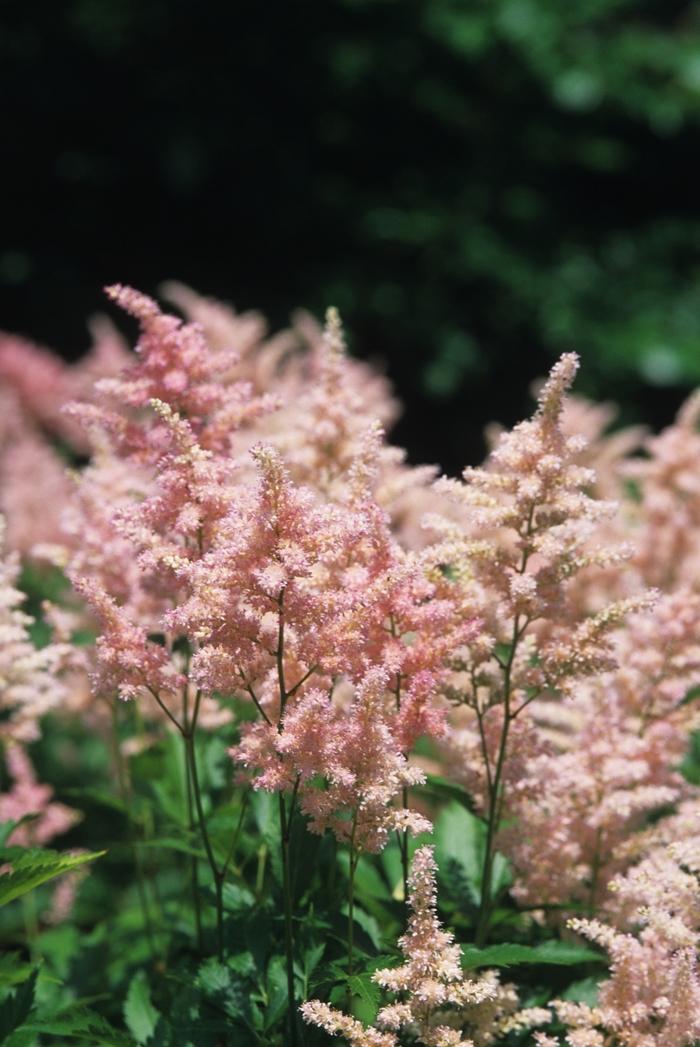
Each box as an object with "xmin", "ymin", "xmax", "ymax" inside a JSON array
[
  {"xmin": 535, "ymin": 807, "xmax": 700, "ymax": 1046},
  {"xmin": 427, "ymin": 354, "xmax": 654, "ymax": 943},
  {"xmin": 302, "ymin": 845, "xmax": 549, "ymax": 1047},
  {"xmin": 5, "ymin": 282, "xmax": 700, "ymax": 1046}
]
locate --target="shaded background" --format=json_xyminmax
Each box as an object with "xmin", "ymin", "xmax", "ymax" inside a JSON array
[{"xmin": 2, "ymin": 0, "xmax": 700, "ymax": 472}]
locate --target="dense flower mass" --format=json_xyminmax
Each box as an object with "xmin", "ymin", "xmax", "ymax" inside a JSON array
[{"xmin": 4, "ymin": 283, "xmax": 700, "ymax": 1046}]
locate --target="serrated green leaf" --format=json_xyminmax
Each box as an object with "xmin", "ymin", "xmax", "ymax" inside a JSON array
[
  {"xmin": 434, "ymin": 802, "xmax": 484, "ymax": 907},
  {"xmin": 221, "ymin": 882, "xmax": 255, "ymax": 913},
  {"xmin": 0, "ymin": 968, "xmax": 37, "ymax": 1040},
  {"xmin": 0, "ymin": 953, "xmax": 35, "ymax": 988},
  {"xmin": 346, "ymin": 973, "xmax": 380, "ymax": 1010},
  {"xmin": 124, "ymin": 971, "xmax": 160, "ymax": 1045},
  {"xmin": 0, "ymin": 848, "xmax": 105, "ymax": 908},
  {"xmin": 263, "ymin": 956, "xmax": 288, "ymax": 1032},
  {"xmin": 460, "ymin": 940, "xmax": 605, "ymax": 969},
  {"xmin": 24, "ymin": 1006, "xmax": 134, "ymax": 1045},
  {"xmin": 301, "ymin": 943, "xmax": 325, "ymax": 980},
  {"xmin": 197, "ymin": 958, "xmax": 250, "ymax": 1023},
  {"xmin": 434, "ymin": 802, "xmax": 510, "ymax": 907}
]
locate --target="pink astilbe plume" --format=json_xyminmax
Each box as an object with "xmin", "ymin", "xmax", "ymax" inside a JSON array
[
  {"xmin": 62, "ymin": 287, "xmax": 282, "ymax": 731},
  {"xmin": 92, "ymin": 284, "xmax": 277, "ymax": 454},
  {"xmin": 170, "ymin": 439, "xmax": 474, "ymax": 846},
  {"xmin": 71, "ymin": 577, "xmax": 184, "ymax": 703},
  {"xmin": 0, "ymin": 333, "xmax": 72, "ymax": 436},
  {"xmin": 498, "ymin": 588, "xmax": 700, "ymax": 914},
  {"xmin": 0, "ymin": 314, "xmax": 133, "ymax": 555},
  {"xmin": 289, "ymin": 669, "xmax": 431, "ymax": 853},
  {"xmin": 172, "ymin": 442, "xmax": 374, "ymax": 691},
  {"xmin": 164, "ymin": 289, "xmax": 439, "ymax": 544},
  {"xmin": 0, "ymin": 427, "xmax": 74, "ymax": 556},
  {"xmin": 426, "ymin": 355, "xmax": 653, "ymax": 936},
  {"xmin": 0, "ymin": 745, "xmax": 79, "ymax": 847},
  {"xmin": 545, "ymin": 819, "xmax": 700, "ymax": 1047},
  {"xmin": 271, "ymin": 307, "xmax": 443, "ymax": 549},
  {"xmin": 0, "ymin": 518, "xmax": 68, "ymax": 741},
  {"xmin": 267, "ymin": 308, "xmax": 405, "ymax": 500},
  {"xmin": 623, "ymin": 389, "xmax": 700, "ymax": 592},
  {"xmin": 302, "ymin": 846, "xmax": 548, "ymax": 1046}
]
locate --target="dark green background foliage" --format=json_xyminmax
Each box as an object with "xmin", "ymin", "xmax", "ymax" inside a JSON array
[{"xmin": 3, "ymin": 0, "xmax": 700, "ymax": 468}]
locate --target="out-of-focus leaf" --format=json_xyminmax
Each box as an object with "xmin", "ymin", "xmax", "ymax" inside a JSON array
[
  {"xmin": 124, "ymin": 970, "xmax": 160, "ymax": 1045},
  {"xmin": 461, "ymin": 941, "xmax": 605, "ymax": 969},
  {"xmin": 0, "ymin": 848, "xmax": 104, "ymax": 907}
]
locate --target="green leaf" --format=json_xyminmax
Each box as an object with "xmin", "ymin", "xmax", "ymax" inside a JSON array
[
  {"xmin": 0, "ymin": 953, "xmax": 35, "ymax": 988},
  {"xmin": 263, "ymin": 956, "xmax": 288, "ymax": 1032},
  {"xmin": 0, "ymin": 968, "xmax": 37, "ymax": 1040},
  {"xmin": 138, "ymin": 836, "xmax": 206, "ymax": 860},
  {"xmin": 461, "ymin": 941, "xmax": 606, "ymax": 969},
  {"xmin": 344, "ymin": 905, "xmax": 381, "ymax": 950},
  {"xmin": 124, "ymin": 970, "xmax": 160, "ymax": 1045},
  {"xmin": 221, "ymin": 882, "xmax": 255, "ymax": 913},
  {"xmin": 0, "ymin": 821, "xmax": 21, "ymax": 847},
  {"xmin": 423, "ymin": 774, "xmax": 476, "ymax": 812},
  {"xmin": 561, "ymin": 976, "xmax": 601, "ymax": 1005},
  {"xmin": 337, "ymin": 852, "xmax": 389, "ymax": 901},
  {"xmin": 24, "ymin": 1006, "xmax": 134, "ymax": 1045},
  {"xmin": 61, "ymin": 786, "xmax": 129, "ymax": 816},
  {"xmin": 434, "ymin": 802, "xmax": 510, "ymax": 908},
  {"xmin": 0, "ymin": 848, "xmax": 105, "ymax": 908},
  {"xmin": 346, "ymin": 972, "xmax": 380, "ymax": 1016},
  {"xmin": 197, "ymin": 958, "xmax": 250, "ymax": 1022}
]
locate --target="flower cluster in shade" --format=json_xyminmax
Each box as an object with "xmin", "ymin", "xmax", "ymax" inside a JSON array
[{"xmin": 302, "ymin": 845, "xmax": 549, "ymax": 1046}]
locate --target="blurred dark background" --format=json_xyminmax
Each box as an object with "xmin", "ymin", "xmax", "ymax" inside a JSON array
[{"xmin": 3, "ymin": 0, "xmax": 700, "ymax": 472}]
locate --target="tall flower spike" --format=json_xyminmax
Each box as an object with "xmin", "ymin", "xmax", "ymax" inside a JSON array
[
  {"xmin": 427, "ymin": 352, "xmax": 653, "ymax": 941},
  {"xmin": 303, "ymin": 846, "xmax": 547, "ymax": 1046}
]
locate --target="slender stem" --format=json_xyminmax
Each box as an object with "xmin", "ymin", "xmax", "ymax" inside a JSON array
[
  {"xmin": 475, "ymin": 508, "xmax": 535, "ymax": 946},
  {"xmin": 273, "ymin": 588, "xmax": 302, "ymax": 1042},
  {"xmin": 347, "ymin": 812, "xmax": 359, "ymax": 979},
  {"xmin": 182, "ymin": 687, "xmax": 202, "ymax": 949},
  {"xmin": 286, "ymin": 663, "xmax": 318, "ymax": 700},
  {"xmin": 186, "ymin": 729, "xmax": 224, "ymax": 961},
  {"xmin": 589, "ymin": 826, "xmax": 603, "ymax": 917},
  {"xmin": 242, "ymin": 680, "xmax": 272, "ymax": 726},
  {"xmin": 145, "ymin": 683, "xmax": 183, "ymax": 734},
  {"xmin": 222, "ymin": 789, "xmax": 249, "ymax": 882},
  {"xmin": 109, "ymin": 702, "xmax": 156, "ymax": 955},
  {"xmin": 255, "ymin": 843, "xmax": 267, "ymax": 898},
  {"xmin": 399, "ymin": 787, "xmax": 409, "ymax": 904},
  {"xmin": 278, "ymin": 791, "xmax": 299, "ymax": 1047},
  {"xmin": 276, "ymin": 589, "xmax": 288, "ymax": 711},
  {"xmin": 392, "ymin": 668, "xmax": 410, "ymax": 906}
]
